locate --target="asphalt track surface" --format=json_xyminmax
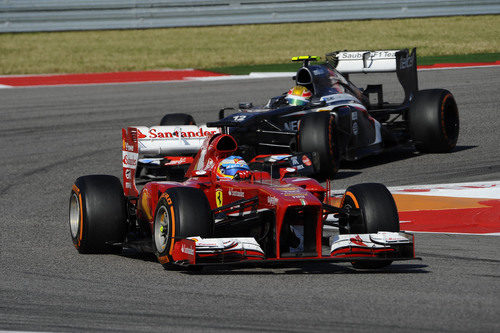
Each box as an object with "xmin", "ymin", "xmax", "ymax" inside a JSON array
[{"xmin": 1, "ymin": 67, "xmax": 499, "ymax": 332}]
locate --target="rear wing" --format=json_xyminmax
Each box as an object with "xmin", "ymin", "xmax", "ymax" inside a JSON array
[
  {"xmin": 327, "ymin": 49, "xmax": 408, "ymax": 73},
  {"xmin": 132, "ymin": 125, "xmax": 218, "ymax": 155},
  {"xmin": 121, "ymin": 125, "xmax": 220, "ymax": 196},
  {"xmin": 326, "ymin": 48, "xmax": 418, "ymax": 103}
]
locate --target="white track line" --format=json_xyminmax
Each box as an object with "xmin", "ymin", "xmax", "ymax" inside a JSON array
[
  {"xmin": 409, "ymin": 231, "xmax": 500, "ymax": 236},
  {"xmin": 330, "ymin": 181, "xmax": 500, "ymax": 199},
  {"xmin": 190, "ymin": 72, "xmax": 295, "ymax": 81},
  {"xmin": 389, "ymin": 181, "xmax": 500, "ymax": 199}
]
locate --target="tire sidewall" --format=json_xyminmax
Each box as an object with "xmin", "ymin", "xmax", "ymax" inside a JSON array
[
  {"xmin": 152, "ymin": 187, "xmax": 213, "ymax": 265},
  {"xmin": 70, "ymin": 175, "xmax": 126, "ymax": 253},
  {"xmin": 409, "ymin": 89, "xmax": 459, "ymax": 153},
  {"xmin": 340, "ymin": 183, "xmax": 399, "ymax": 234},
  {"xmin": 298, "ymin": 112, "xmax": 339, "ymax": 178},
  {"xmin": 340, "ymin": 183, "xmax": 399, "ymax": 269}
]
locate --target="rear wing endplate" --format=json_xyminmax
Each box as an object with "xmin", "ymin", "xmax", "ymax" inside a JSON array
[{"xmin": 326, "ymin": 48, "xmax": 418, "ymax": 103}]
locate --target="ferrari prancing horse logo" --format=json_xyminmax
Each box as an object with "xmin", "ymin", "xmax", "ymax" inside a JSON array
[{"xmin": 215, "ymin": 189, "xmax": 223, "ymax": 207}]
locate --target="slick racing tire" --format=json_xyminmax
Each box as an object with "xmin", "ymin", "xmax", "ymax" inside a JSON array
[
  {"xmin": 153, "ymin": 187, "xmax": 213, "ymax": 269},
  {"xmin": 340, "ymin": 183, "xmax": 399, "ymax": 269},
  {"xmin": 298, "ymin": 112, "xmax": 340, "ymax": 179},
  {"xmin": 160, "ymin": 113, "xmax": 196, "ymax": 126},
  {"xmin": 408, "ymin": 89, "xmax": 459, "ymax": 153},
  {"xmin": 69, "ymin": 175, "xmax": 127, "ymax": 254}
]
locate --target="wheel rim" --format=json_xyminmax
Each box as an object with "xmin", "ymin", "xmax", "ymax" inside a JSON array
[
  {"xmin": 341, "ymin": 193, "xmax": 364, "ymax": 234},
  {"xmin": 69, "ymin": 193, "xmax": 80, "ymax": 238},
  {"xmin": 154, "ymin": 205, "xmax": 169, "ymax": 253}
]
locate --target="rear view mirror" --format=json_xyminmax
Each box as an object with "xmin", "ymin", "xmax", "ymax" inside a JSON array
[{"xmin": 279, "ymin": 167, "xmax": 297, "ymax": 181}]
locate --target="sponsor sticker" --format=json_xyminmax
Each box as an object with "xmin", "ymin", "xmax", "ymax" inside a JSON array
[
  {"xmin": 181, "ymin": 243, "xmax": 195, "ymax": 255},
  {"xmin": 284, "ymin": 120, "xmax": 299, "ymax": 131},
  {"xmin": 267, "ymin": 196, "xmax": 279, "ymax": 205},
  {"xmin": 122, "ymin": 152, "xmax": 138, "ymax": 168},
  {"xmin": 146, "ymin": 127, "xmax": 218, "ymax": 139},
  {"xmin": 228, "ymin": 189, "xmax": 245, "ymax": 198},
  {"xmin": 274, "ymin": 185, "xmax": 294, "ymax": 191},
  {"xmin": 283, "ymin": 191, "xmax": 305, "ymax": 196},
  {"xmin": 215, "ymin": 189, "xmax": 223, "ymax": 207},
  {"xmin": 123, "ymin": 142, "xmax": 135, "ymax": 152},
  {"xmin": 400, "ymin": 54, "xmax": 414, "ymax": 70},
  {"xmin": 352, "ymin": 122, "xmax": 359, "ymax": 135},
  {"xmin": 302, "ymin": 155, "xmax": 312, "ymax": 166},
  {"xmin": 350, "ymin": 235, "xmax": 367, "ymax": 247},
  {"xmin": 340, "ymin": 52, "xmax": 365, "ymax": 60},
  {"xmin": 313, "ymin": 68, "xmax": 326, "ymax": 75}
]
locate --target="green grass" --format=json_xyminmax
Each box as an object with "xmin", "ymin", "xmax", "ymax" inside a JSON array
[
  {"xmin": 0, "ymin": 15, "xmax": 498, "ymax": 75},
  {"xmin": 418, "ymin": 52, "xmax": 500, "ymax": 65}
]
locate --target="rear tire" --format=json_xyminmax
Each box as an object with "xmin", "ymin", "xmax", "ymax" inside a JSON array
[
  {"xmin": 160, "ymin": 113, "xmax": 196, "ymax": 126},
  {"xmin": 298, "ymin": 112, "xmax": 340, "ymax": 179},
  {"xmin": 408, "ymin": 89, "xmax": 459, "ymax": 153},
  {"xmin": 153, "ymin": 187, "xmax": 212, "ymax": 269},
  {"xmin": 340, "ymin": 183, "xmax": 399, "ymax": 269},
  {"xmin": 69, "ymin": 175, "xmax": 127, "ymax": 254}
]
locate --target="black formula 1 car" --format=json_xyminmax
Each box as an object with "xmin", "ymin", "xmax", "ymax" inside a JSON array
[{"xmin": 144, "ymin": 48, "xmax": 459, "ymax": 180}]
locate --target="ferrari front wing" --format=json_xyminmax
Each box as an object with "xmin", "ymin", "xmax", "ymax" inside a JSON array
[{"xmin": 169, "ymin": 232, "xmax": 416, "ymax": 267}]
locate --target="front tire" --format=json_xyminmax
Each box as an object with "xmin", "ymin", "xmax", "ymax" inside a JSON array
[
  {"xmin": 340, "ymin": 183, "xmax": 399, "ymax": 269},
  {"xmin": 69, "ymin": 175, "xmax": 127, "ymax": 254},
  {"xmin": 408, "ymin": 89, "xmax": 459, "ymax": 153},
  {"xmin": 153, "ymin": 187, "xmax": 212, "ymax": 269},
  {"xmin": 298, "ymin": 112, "xmax": 340, "ymax": 179}
]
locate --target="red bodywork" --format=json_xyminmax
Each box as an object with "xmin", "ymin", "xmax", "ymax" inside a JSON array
[
  {"xmin": 122, "ymin": 127, "xmax": 415, "ymax": 266},
  {"xmin": 132, "ymin": 131, "xmax": 325, "ymax": 259}
]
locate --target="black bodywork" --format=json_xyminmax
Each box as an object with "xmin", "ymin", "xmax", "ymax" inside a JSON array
[{"xmin": 207, "ymin": 49, "xmax": 419, "ymax": 163}]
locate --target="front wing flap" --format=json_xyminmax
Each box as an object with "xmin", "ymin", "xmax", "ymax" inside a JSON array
[
  {"xmin": 330, "ymin": 232, "xmax": 414, "ymax": 259},
  {"xmin": 169, "ymin": 232, "xmax": 416, "ymax": 267}
]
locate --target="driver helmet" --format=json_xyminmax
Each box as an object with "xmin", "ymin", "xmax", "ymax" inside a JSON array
[
  {"xmin": 216, "ymin": 156, "xmax": 250, "ymax": 179},
  {"xmin": 285, "ymin": 85, "xmax": 312, "ymax": 106}
]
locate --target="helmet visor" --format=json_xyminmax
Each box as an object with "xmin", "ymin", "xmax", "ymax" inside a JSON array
[
  {"xmin": 286, "ymin": 96, "xmax": 309, "ymax": 106},
  {"xmin": 223, "ymin": 166, "xmax": 249, "ymax": 176}
]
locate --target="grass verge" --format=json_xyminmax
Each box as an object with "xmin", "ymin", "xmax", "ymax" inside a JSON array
[{"xmin": 0, "ymin": 15, "xmax": 498, "ymax": 75}]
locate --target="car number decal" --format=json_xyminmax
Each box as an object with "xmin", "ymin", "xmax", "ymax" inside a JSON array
[{"xmin": 233, "ymin": 115, "xmax": 247, "ymax": 122}]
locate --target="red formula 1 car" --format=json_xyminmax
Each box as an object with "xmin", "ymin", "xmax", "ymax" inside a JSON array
[{"xmin": 69, "ymin": 127, "xmax": 416, "ymax": 270}]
